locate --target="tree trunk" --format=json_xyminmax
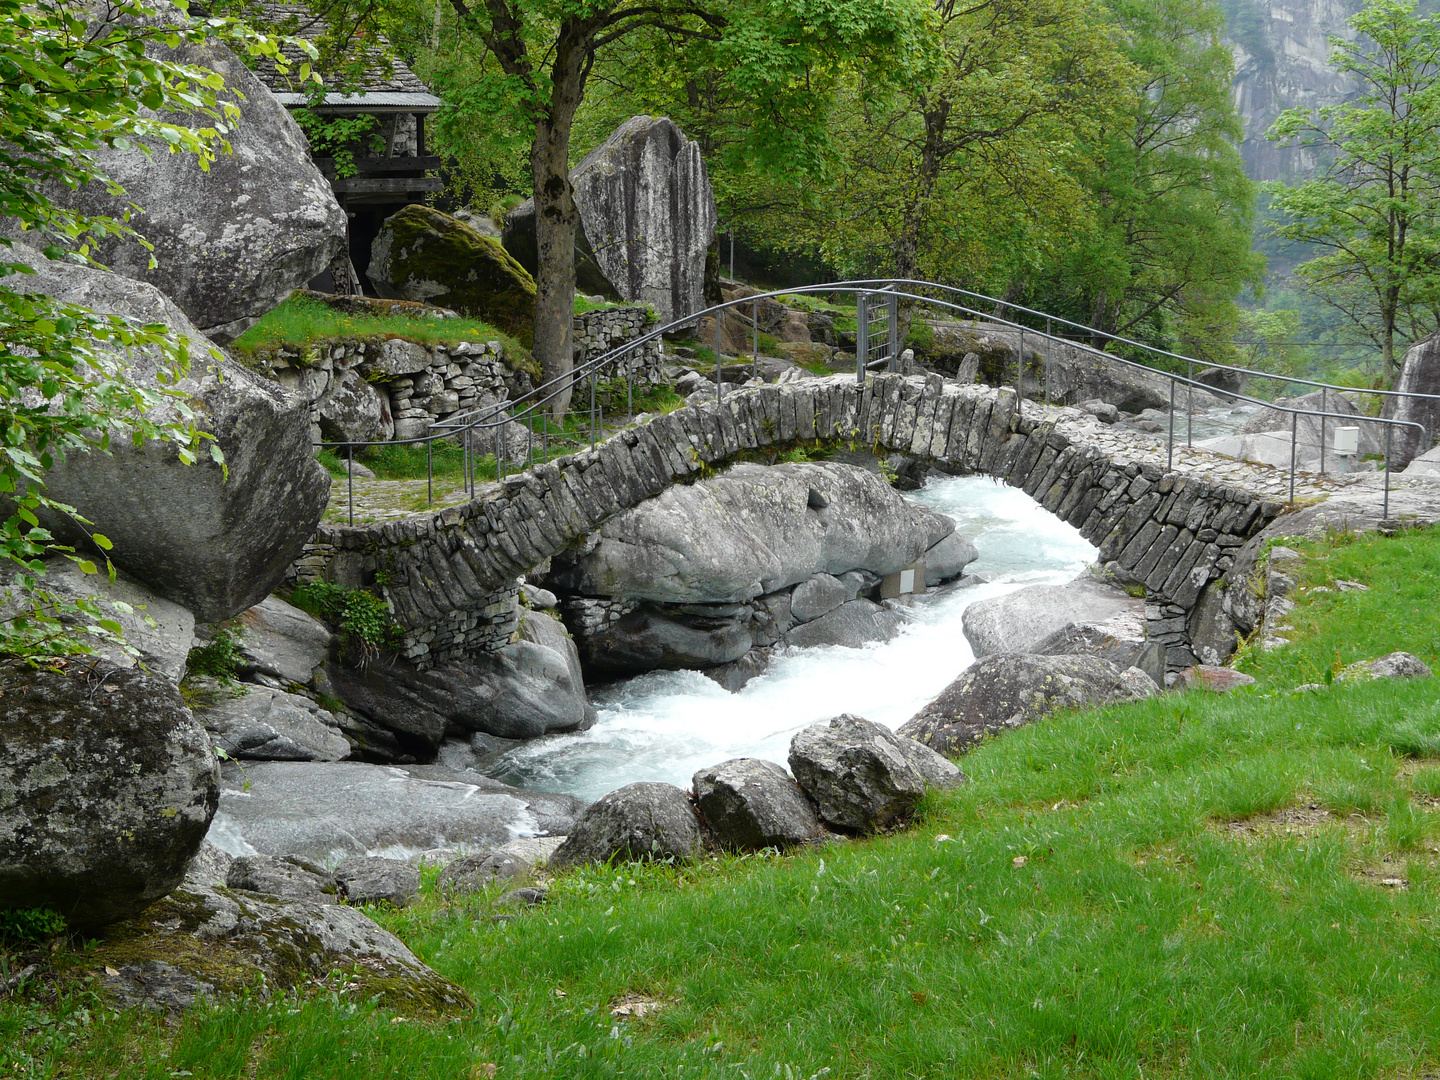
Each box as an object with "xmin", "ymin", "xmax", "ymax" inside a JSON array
[{"xmin": 529, "ymin": 28, "xmax": 589, "ymax": 419}]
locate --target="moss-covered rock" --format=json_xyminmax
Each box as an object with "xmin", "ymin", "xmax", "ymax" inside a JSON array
[
  {"xmin": 369, "ymin": 206, "xmax": 537, "ymax": 345},
  {"xmin": 0, "ymin": 658, "xmax": 219, "ymax": 930},
  {"xmin": 75, "ymin": 882, "xmax": 473, "ymax": 1017}
]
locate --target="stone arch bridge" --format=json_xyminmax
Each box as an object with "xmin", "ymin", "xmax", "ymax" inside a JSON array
[{"xmin": 298, "ymin": 373, "xmax": 1349, "ymax": 671}]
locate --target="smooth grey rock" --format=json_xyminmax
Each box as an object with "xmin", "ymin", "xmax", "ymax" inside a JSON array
[
  {"xmin": 898, "ymin": 654, "xmax": 1158, "ymax": 755},
  {"xmin": 1231, "ymin": 389, "xmax": 1386, "ymax": 466},
  {"xmin": 783, "ymin": 598, "xmax": 901, "ymax": 650},
  {"xmin": 1339, "ymin": 651, "xmax": 1433, "ymax": 681},
  {"xmin": 334, "ymin": 856, "xmax": 420, "ymax": 907},
  {"xmin": 523, "ymin": 583, "xmax": 559, "ymax": 609},
  {"xmin": 575, "ymin": 604, "xmax": 752, "ymax": 676},
  {"xmin": 702, "ymin": 647, "xmax": 774, "ymax": 691},
  {"xmin": 790, "ymin": 573, "xmax": 853, "ymax": 623},
  {"xmin": 437, "ymin": 851, "xmax": 532, "ymax": 894},
  {"xmin": 1402, "ymin": 444, "xmax": 1440, "ymax": 476},
  {"xmin": 328, "ymin": 613, "xmax": 593, "ymax": 749},
  {"xmin": 48, "ymin": 40, "xmax": 345, "ymax": 340},
  {"xmin": 1079, "ymin": 399, "xmax": 1120, "ymax": 424},
  {"xmin": 1031, "ymin": 609, "xmax": 1166, "ymax": 689},
  {"xmin": 1175, "ymin": 666, "xmax": 1257, "ymax": 692},
  {"xmin": 316, "ymin": 370, "xmax": 394, "ymax": 444},
  {"xmin": 497, "ymin": 886, "xmax": 548, "ymax": 908},
  {"xmin": 787, "ymin": 715, "xmax": 931, "ymax": 833},
  {"xmin": 962, "ymin": 575, "xmax": 1142, "ymax": 658},
  {"xmin": 507, "ymin": 116, "xmax": 715, "ymax": 323},
  {"xmin": 226, "ymin": 854, "xmax": 338, "ymax": 903},
  {"xmin": 550, "ymin": 782, "xmax": 704, "ymax": 867},
  {"xmin": 182, "ymin": 841, "xmax": 233, "ymax": 888},
  {"xmin": 691, "ymin": 758, "xmax": 820, "ymax": 850},
  {"xmin": 94, "ymin": 882, "xmax": 471, "ymax": 1014},
  {"xmin": 888, "ymin": 736, "xmax": 966, "ymax": 791},
  {"xmin": 4, "ymin": 244, "xmax": 330, "ymax": 623},
  {"xmin": 545, "ymin": 461, "xmax": 944, "ymax": 604},
  {"xmin": 0, "ymin": 558, "xmax": 195, "ymax": 684},
  {"xmin": 228, "ymin": 595, "xmax": 333, "ymax": 686},
  {"xmin": 923, "ymin": 532, "xmax": 979, "ymax": 586},
  {"xmin": 209, "ymin": 761, "xmax": 586, "ymax": 863},
  {"xmin": 1188, "ymin": 580, "xmax": 1240, "ymax": 667},
  {"xmin": 198, "ymin": 686, "xmax": 350, "ymax": 762},
  {"xmin": 0, "ymin": 659, "xmax": 217, "ymax": 929}
]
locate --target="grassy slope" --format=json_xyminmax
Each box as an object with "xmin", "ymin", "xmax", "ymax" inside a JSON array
[{"xmin": 6, "ymin": 528, "xmax": 1440, "ymax": 1079}]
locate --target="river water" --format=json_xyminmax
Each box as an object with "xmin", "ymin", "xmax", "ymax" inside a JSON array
[{"xmin": 488, "ymin": 475, "xmax": 1099, "ymax": 801}]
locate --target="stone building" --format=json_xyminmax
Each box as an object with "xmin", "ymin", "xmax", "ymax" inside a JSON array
[{"xmin": 252, "ymin": 2, "xmax": 441, "ymax": 294}]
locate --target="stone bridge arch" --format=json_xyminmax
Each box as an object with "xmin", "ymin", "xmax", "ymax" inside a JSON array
[{"xmin": 301, "ymin": 373, "xmax": 1299, "ymax": 670}]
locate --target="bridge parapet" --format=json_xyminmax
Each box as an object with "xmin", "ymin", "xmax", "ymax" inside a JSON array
[{"xmin": 296, "ymin": 374, "xmax": 1347, "ymax": 669}]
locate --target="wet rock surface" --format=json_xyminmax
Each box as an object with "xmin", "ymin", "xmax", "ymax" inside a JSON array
[
  {"xmin": 0, "ymin": 659, "xmax": 218, "ymax": 929},
  {"xmin": 962, "ymin": 574, "xmax": 1142, "ymax": 659},
  {"xmin": 334, "ymin": 856, "xmax": 421, "ymax": 907},
  {"xmin": 197, "ymin": 686, "xmax": 350, "ymax": 762}
]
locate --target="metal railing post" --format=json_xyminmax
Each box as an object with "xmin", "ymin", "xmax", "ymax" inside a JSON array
[
  {"xmin": 1319, "ymin": 387, "xmax": 1327, "ymax": 474},
  {"xmin": 1018, "ymin": 328, "xmax": 1025, "ymax": 404},
  {"xmin": 590, "ymin": 373, "xmax": 598, "ymax": 450},
  {"xmin": 347, "ymin": 444, "xmax": 354, "ymax": 526},
  {"xmin": 1385, "ymin": 425, "xmax": 1392, "ymax": 518},
  {"xmin": 856, "ymin": 293, "xmax": 870, "ymax": 387},
  {"xmin": 886, "ymin": 290, "xmax": 898, "ymax": 371},
  {"xmin": 1186, "ymin": 358, "xmax": 1193, "ymax": 448},
  {"xmin": 1167, "ymin": 377, "xmax": 1175, "ymax": 472},
  {"xmin": 542, "ymin": 412, "xmax": 548, "ymax": 462},
  {"xmin": 1296, "ymin": 408, "xmax": 1307, "ymax": 506},
  {"xmin": 1044, "ymin": 317, "xmax": 1052, "ymax": 404},
  {"xmin": 752, "ymin": 296, "xmax": 759, "ymax": 382},
  {"xmin": 426, "ymin": 441, "xmax": 432, "ymax": 505},
  {"xmin": 715, "ymin": 306, "xmax": 723, "ymax": 403}
]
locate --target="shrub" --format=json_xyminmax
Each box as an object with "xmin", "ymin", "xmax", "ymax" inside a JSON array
[{"xmin": 0, "ymin": 907, "xmax": 65, "ymax": 946}]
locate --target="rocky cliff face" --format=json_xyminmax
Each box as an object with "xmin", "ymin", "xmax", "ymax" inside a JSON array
[{"xmin": 1226, "ymin": 0, "xmax": 1363, "ymax": 181}]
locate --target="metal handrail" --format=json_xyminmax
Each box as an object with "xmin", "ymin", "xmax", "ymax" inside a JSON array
[{"xmin": 315, "ymin": 280, "xmax": 1433, "ymax": 525}]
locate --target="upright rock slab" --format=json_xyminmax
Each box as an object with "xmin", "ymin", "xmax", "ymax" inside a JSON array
[
  {"xmin": 5, "ymin": 245, "xmax": 330, "ymax": 622},
  {"xmin": 0, "ymin": 659, "xmax": 219, "ymax": 929},
  {"xmin": 49, "ymin": 40, "xmax": 345, "ymax": 341},
  {"xmin": 1384, "ymin": 334, "xmax": 1440, "ymax": 468},
  {"xmin": 506, "ymin": 115, "xmax": 716, "ymax": 323}
]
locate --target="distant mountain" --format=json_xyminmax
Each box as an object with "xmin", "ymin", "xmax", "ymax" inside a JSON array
[{"xmin": 1222, "ymin": 0, "xmax": 1362, "ymax": 182}]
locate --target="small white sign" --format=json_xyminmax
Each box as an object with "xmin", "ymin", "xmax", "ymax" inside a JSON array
[{"xmin": 899, "ymin": 568, "xmax": 915, "ymax": 594}]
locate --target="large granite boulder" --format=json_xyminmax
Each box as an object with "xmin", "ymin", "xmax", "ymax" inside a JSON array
[
  {"xmin": 783, "ymin": 598, "xmax": 901, "ymax": 650},
  {"xmin": 924, "ymin": 531, "xmax": 980, "ymax": 586},
  {"xmin": 1239, "ymin": 390, "xmax": 1384, "ymax": 457},
  {"xmin": 5, "ymin": 245, "xmax": 330, "ymax": 622},
  {"xmin": 898, "ymin": 654, "xmax": 1158, "ymax": 755},
  {"xmin": 1031, "ymin": 610, "xmax": 1167, "ymax": 689},
  {"xmin": 1403, "ymin": 444, "xmax": 1440, "ymax": 475},
  {"xmin": 208, "ymin": 761, "xmax": 586, "ymax": 863},
  {"xmin": 962, "ymin": 575, "xmax": 1142, "ymax": 659},
  {"xmin": 0, "ymin": 659, "xmax": 218, "ymax": 929},
  {"xmin": 573, "ymin": 602, "xmax": 753, "ymax": 676},
  {"xmin": 788, "ymin": 714, "xmax": 957, "ymax": 833},
  {"xmin": 326, "ymin": 609, "xmax": 593, "ymax": 751},
  {"xmin": 368, "ymin": 204, "xmax": 537, "ymax": 343},
  {"xmin": 316, "ymin": 369, "xmax": 394, "ymax": 444},
  {"xmin": 196, "ymin": 686, "xmax": 350, "ymax": 762},
  {"xmin": 226, "ymin": 595, "xmax": 333, "ymax": 686},
  {"xmin": 90, "ymin": 882, "xmax": 471, "ymax": 1015},
  {"xmin": 47, "ymin": 40, "xmax": 345, "ymax": 341},
  {"xmin": 505, "ymin": 116, "xmax": 716, "ymax": 323},
  {"xmin": 1384, "ymin": 334, "xmax": 1440, "ymax": 468},
  {"xmin": 226, "ymin": 854, "xmax": 338, "ymax": 903},
  {"xmin": 550, "ymin": 782, "xmax": 704, "ymax": 867},
  {"xmin": 333, "ymin": 856, "xmax": 421, "ymax": 907},
  {"xmin": 0, "ymin": 558, "xmax": 195, "ymax": 684},
  {"xmin": 692, "ymin": 758, "xmax": 820, "ymax": 850},
  {"xmin": 546, "ymin": 461, "xmax": 951, "ymax": 604}
]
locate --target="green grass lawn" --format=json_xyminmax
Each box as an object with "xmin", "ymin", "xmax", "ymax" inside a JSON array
[
  {"xmin": 231, "ymin": 295, "xmax": 534, "ymax": 376},
  {"xmin": 5, "ymin": 527, "xmax": 1440, "ymax": 1079}
]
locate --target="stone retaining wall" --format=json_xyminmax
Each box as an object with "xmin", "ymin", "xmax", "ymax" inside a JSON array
[
  {"xmin": 249, "ymin": 337, "xmax": 534, "ymax": 444},
  {"xmin": 295, "ymin": 374, "xmax": 1321, "ymax": 668},
  {"xmin": 572, "ymin": 306, "xmax": 662, "ymax": 384}
]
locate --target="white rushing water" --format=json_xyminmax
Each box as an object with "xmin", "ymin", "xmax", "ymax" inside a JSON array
[{"xmin": 488, "ymin": 475, "xmax": 1098, "ymax": 801}]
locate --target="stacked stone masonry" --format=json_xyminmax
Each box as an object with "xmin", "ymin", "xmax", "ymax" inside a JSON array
[
  {"xmin": 295, "ymin": 374, "xmax": 1360, "ymax": 668},
  {"xmin": 250, "ymin": 337, "xmax": 534, "ymax": 443},
  {"xmin": 571, "ymin": 306, "xmax": 663, "ymax": 386}
]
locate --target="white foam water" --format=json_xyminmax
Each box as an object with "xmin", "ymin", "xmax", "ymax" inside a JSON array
[{"xmin": 488, "ymin": 475, "xmax": 1098, "ymax": 801}]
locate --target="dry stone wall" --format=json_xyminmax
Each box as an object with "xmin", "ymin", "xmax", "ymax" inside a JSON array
[
  {"xmin": 248, "ymin": 337, "xmax": 533, "ymax": 443},
  {"xmin": 296, "ymin": 374, "xmax": 1337, "ymax": 669},
  {"xmin": 572, "ymin": 306, "xmax": 662, "ymax": 384}
]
